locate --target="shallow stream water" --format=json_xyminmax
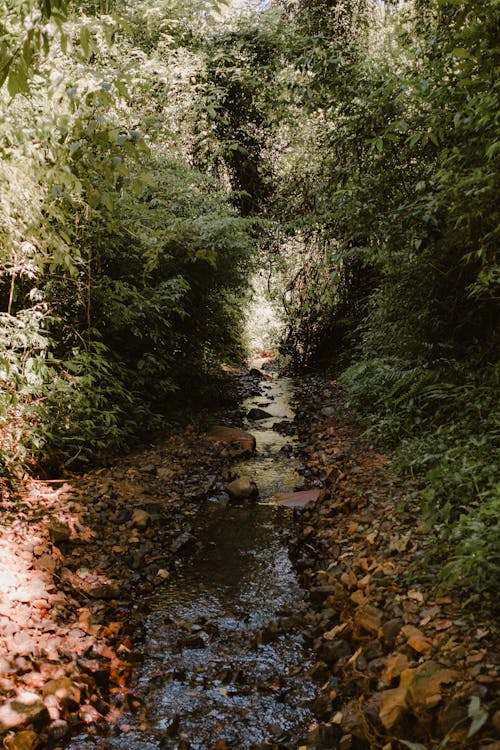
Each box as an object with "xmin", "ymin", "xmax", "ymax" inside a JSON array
[{"xmin": 67, "ymin": 371, "xmax": 317, "ymax": 749}]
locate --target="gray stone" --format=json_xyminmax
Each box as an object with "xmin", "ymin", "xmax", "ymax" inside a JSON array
[{"xmin": 247, "ymin": 407, "xmax": 273, "ymax": 420}]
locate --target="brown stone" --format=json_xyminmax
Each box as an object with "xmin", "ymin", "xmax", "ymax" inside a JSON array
[
  {"xmin": 206, "ymin": 426, "xmax": 256, "ymax": 452},
  {"xmin": 3, "ymin": 730, "xmax": 40, "ymax": 750},
  {"xmin": 34, "ymin": 554, "xmax": 57, "ymax": 575},
  {"xmin": 131, "ymin": 509, "xmax": 150, "ymax": 529},
  {"xmin": 42, "ymin": 678, "xmax": 79, "ymax": 709},
  {"xmin": 226, "ymin": 477, "xmax": 259, "ymax": 501},
  {"xmin": 354, "ymin": 604, "xmax": 383, "ymax": 635},
  {"xmin": 48, "ymin": 521, "xmax": 71, "ymax": 544},
  {"xmin": 400, "ymin": 624, "xmax": 432, "ymax": 654},
  {"xmin": 404, "ymin": 661, "xmax": 460, "ymax": 715},
  {"xmin": 379, "ymin": 686, "xmax": 408, "ymax": 729},
  {"xmin": 0, "ymin": 693, "xmax": 49, "ymax": 735},
  {"xmin": 273, "ymin": 489, "xmax": 321, "ymax": 508},
  {"xmin": 380, "ymin": 617, "xmax": 403, "ymax": 646}
]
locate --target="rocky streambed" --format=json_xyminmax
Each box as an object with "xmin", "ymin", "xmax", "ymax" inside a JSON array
[
  {"xmin": 0, "ymin": 365, "xmax": 324, "ymax": 750},
  {"xmin": 0, "ymin": 365, "xmax": 498, "ymax": 750}
]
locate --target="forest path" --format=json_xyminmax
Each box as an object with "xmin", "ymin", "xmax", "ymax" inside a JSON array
[{"xmin": 0, "ymin": 365, "xmax": 498, "ymax": 750}]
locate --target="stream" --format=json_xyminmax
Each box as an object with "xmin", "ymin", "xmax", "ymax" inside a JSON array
[{"xmin": 67, "ymin": 370, "xmax": 319, "ymax": 749}]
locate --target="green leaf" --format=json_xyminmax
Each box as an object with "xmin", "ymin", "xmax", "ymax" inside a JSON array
[
  {"xmin": 7, "ymin": 64, "xmax": 29, "ymax": 97},
  {"xmin": 452, "ymin": 48, "xmax": 472, "ymax": 59},
  {"xmin": 80, "ymin": 26, "xmax": 91, "ymax": 60}
]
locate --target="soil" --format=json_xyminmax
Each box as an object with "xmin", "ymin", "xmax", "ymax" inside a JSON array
[{"xmin": 0, "ymin": 366, "xmax": 498, "ymax": 750}]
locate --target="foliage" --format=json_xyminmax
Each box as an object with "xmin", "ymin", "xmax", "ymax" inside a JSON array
[
  {"xmin": 266, "ymin": 0, "xmax": 500, "ymax": 601},
  {"xmin": 0, "ymin": 0, "xmax": 254, "ymax": 473}
]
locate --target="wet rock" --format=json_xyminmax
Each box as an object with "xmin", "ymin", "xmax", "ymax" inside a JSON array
[
  {"xmin": 76, "ymin": 658, "xmax": 110, "ymax": 687},
  {"xmin": 171, "ymin": 531, "xmax": 195, "ymax": 554},
  {"xmin": 364, "ymin": 639, "xmax": 383, "ymax": 661},
  {"xmin": 311, "ymin": 693, "xmax": 333, "ymax": 720},
  {"xmin": 247, "ymin": 407, "xmax": 272, "ymax": 420},
  {"xmin": 165, "ymin": 713, "xmax": 180, "ymax": 737},
  {"xmin": 400, "ymin": 624, "xmax": 432, "ymax": 654},
  {"xmin": 182, "ymin": 631, "xmax": 208, "ymax": 649},
  {"xmin": 379, "ymin": 686, "xmax": 408, "ymax": 729},
  {"xmin": 86, "ymin": 580, "xmax": 120, "ymax": 600},
  {"xmin": 437, "ymin": 695, "xmax": 471, "ymax": 734},
  {"xmin": 34, "ymin": 553, "xmax": 58, "ymax": 575},
  {"xmin": 0, "ymin": 692, "xmax": 49, "ymax": 734},
  {"xmin": 116, "ymin": 508, "xmax": 132, "ymax": 524},
  {"xmin": 42, "ymin": 678, "xmax": 79, "ymax": 710},
  {"xmin": 380, "ymin": 617, "xmax": 403, "ymax": 646},
  {"xmin": 226, "ymin": 477, "xmax": 259, "ymax": 501}
]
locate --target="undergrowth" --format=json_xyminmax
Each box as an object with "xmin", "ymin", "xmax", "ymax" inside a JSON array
[{"xmin": 343, "ymin": 357, "xmax": 500, "ymax": 610}]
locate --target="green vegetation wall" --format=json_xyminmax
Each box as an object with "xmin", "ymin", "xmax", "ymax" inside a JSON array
[
  {"xmin": 267, "ymin": 0, "xmax": 499, "ymax": 603},
  {"xmin": 0, "ymin": 0, "xmax": 254, "ymax": 474}
]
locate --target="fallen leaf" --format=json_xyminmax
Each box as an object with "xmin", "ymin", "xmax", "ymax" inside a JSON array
[
  {"xmin": 433, "ymin": 620, "xmax": 453, "ymax": 632},
  {"xmin": 408, "ymin": 589, "xmax": 424, "ymax": 603},
  {"xmin": 323, "ymin": 623, "xmax": 347, "ymax": 640}
]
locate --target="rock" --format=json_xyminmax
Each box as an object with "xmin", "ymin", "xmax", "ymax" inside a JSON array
[
  {"xmin": 131, "ymin": 509, "xmax": 151, "ymax": 529},
  {"xmin": 273, "ymin": 489, "xmax": 321, "ymax": 508},
  {"xmin": 3, "ymin": 730, "xmax": 40, "ymax": 750},
  {"xmin": 83, "ymin": 578, "xmax": 120, "ymax": 600},
  {"xmin": 379, "ymin": 686, "xmax": 408, "ymax": 729},
  {"xmin": 404, "ymin": 661, "xmax": 460, "ymax": 715},
  {"xmin": 400, "ymin": 624, "xmax": 432, "ymax": 654},
  {"xmin": 311, "ymin": 693, "xmax": 333, "ymax": 720},
  {"xmin": 226, "ymin": 477, "xmax": 259, "ymax": 501},
  {"xmin": 48, "ymin": 520, "xmax": 71, "ymax": 544},
  {"xmin": 438, "ymin": 695, "xmax": 470, "ymax": 734},
  {"xmin": 171, "ymin": 531, "xmax": 195, "ymax": 554},
  {"xmin": 354, "ymin": 604, "xmax": 384, "ymax": 635},
  {"xmin": 34, "ymin": 554, "xmax": 58, "ymax": 575},
  {"xmin": 318, "ymin": 639, "xmax": 352, "ymax": 665},
  {"xmin": 381, "ymin": 653, "xmax": 411, "ymax": 686},
  {"xmin": 42, "ymin": 678, "xmax": 79, "ymax": 709},
  {"xmin": 380, "ymin": 618, "xmax": 403, "ymax": 646},
  {"xmin": 492, "ymin": 710, "xmax": 500, "ymax": 734},
  {"xmin": 206, "ymin": 426, "xmax": 256, "ymax": 453},
  {"xmin": 0, "ymin": 693, "xmax": 49, "ymax": 735},
  {"xmin": 247, "ymin": 407, "xmax": 272, "ymax": 420}
]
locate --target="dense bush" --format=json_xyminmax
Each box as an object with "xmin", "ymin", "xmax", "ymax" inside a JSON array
[
  {"xmin": 266, "ymin": 0, "xmax": 499, "ymax": 601},
  {"xmin": 0, "ymin": 0, "xmax": 254, "ymax": 473}
]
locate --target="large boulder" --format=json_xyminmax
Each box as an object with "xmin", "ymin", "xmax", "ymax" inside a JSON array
[{"xmin": 226, "ymin": 477, "xmax": 259, "ymax": 502}]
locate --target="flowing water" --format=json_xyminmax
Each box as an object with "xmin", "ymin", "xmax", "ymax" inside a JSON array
[{"xmin": 67, "ymin": 370, "xmax": 318, "ymax": 749}]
